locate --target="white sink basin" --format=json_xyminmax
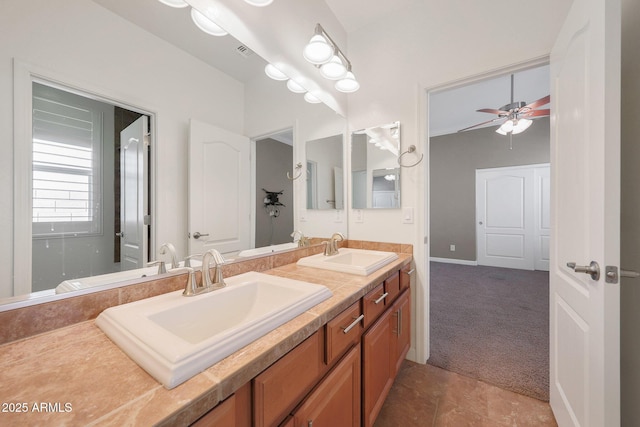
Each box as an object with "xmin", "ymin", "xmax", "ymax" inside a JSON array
[
  {"xmin": 95, "ymin": 271, "xmax": 332, "ymax": 389},
  {"xmin": 296, "ymin": 248, "xmax": 399, "ymax": 276}
]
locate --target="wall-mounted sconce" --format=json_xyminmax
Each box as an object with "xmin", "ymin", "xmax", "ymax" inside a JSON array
[
  {"xmin": 156, "ymin": 1, "xmax": 228, "ymax": 37},
  {"xmin": 244, "ymin": 0, "xmax": 274, "ymax": 6},
  {"xmin": 303, "ymin": 24, "xmax": 360, "ymax": 93}
]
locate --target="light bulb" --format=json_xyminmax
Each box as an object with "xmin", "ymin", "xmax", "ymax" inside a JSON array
[
  {"xmin": 264, "ymin": 64, "xmax": 288, "ymax": 81},
  {"xmin": 304, "ymin": 93, "xmax": 321, "ymax": 104},
  {"xmin": 320, "ymin": 56, "xmax": 347, "ymax": 80},
  {"xmin": 157, "ymin": 0, "xmax": 189, "ymax": 8},
  {"xmin": 511, "ymin": 118, "xmax": 533, "ymax": 134},
  {"xmin": 303, "ymin": 35, "xmax": 333, "ymax": 65},
  {"xmin": 286, "ymin": 80, "xmax": 306, "ymax": 93},
  {"xmin": 191, "ymin": 8, "xmax": 228, "ymax": 37},
  {"xmin": 496, "ymin": 120, "xmax": 514, "ymax": 135},
  {"xmin": 335, "ymin": 72, "xmax": 360, "ymax": 93},
  {"xmin": 244, "ymin": 0, "xmax": 274, "ymax": 6}
]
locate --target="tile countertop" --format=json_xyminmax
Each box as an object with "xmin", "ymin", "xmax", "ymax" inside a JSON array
[{"xmin": 0, "ymin": 253, "xmax": 412, "ymax": 426}]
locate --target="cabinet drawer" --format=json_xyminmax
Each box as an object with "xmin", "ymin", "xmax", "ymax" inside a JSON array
[
  {"xmin": 253, "ymin": 331, "xmax": 324, "ymax": 427},
  {"xmin": 384, "ymin": 271, "xmax": 400, "ymax": 303},
  {"xmin": 400, "ymin": 265, "xmax": 413, "ymax": 291},
  {"xmin": 362, "ymin": 283, "xmax": 387, "ymax": 328},
  {"xmin": 325, "ymin": 301, "xmax": 363, "ymax": 365}
]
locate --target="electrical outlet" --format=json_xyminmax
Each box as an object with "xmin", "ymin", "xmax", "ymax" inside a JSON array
[
  {"xmin": 354, "ymin": 209, "xmax": 364, "ymax": 223},
  {"xmin": 450, "ymin": 244, "xmax": 456, "ymax": 252}
]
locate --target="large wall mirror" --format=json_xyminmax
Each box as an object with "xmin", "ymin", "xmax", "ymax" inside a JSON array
[
  {"xmin": 306, "ymin": 134, "xmax": 344, "ymax": 210},
  {"xmin": 351, "ymin": 122, "xmax": 401, "ymax": 209},
  {"xmin": 1, "ymin": 0, "xmax": 346, "ymax": 308}
]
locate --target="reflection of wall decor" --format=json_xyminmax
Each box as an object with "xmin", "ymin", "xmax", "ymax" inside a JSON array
[{"xmin": 262, "ymin": 188, "xmax": 284, "ymax": 217}]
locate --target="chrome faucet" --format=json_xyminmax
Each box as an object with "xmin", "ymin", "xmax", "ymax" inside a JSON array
[
  {"xmin": 202, "ymin": 249, "xmax": 226, "ymax": 290},
  {"xmin": 182, "ymin": 249, "xmax": 227, "ymax": 297},
  {"xmin": 323, "ymin": 232, "xmax": 345, "ymax": 256},
  {"xmin": 291, "ymin": 230, "xmax": 310, "ymax": 248},
  {"xmin": 158, "ymin": 243, "xmax": 179, "ymax": 270}
]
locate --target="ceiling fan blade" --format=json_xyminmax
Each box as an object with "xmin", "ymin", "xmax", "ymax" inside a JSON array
[
  {"xmin": 520, "ymin": 109, "xmax": 550, "ymax": 118},
  {"xmin": 458, "ymin": 117, "xmax": 504, "ymax": 132},
  {"xmin": 476, "ymin": 108, "xmax": 508, "ymax": 115},
  {"xmin": 522, "ymin": 95, "xmax": 550, "ymax": 111}
]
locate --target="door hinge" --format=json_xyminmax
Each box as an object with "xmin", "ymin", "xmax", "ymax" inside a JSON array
[{"xmin": 144, "ymin": 214, "xmax": 151, "ymax": 225}]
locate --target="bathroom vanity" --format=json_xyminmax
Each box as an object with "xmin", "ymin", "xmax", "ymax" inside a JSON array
[{"xmin": 0, "ymin": 244, "xmax": 412, "ymax": 426}]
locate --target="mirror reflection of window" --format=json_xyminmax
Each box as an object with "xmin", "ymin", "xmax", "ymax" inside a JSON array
[{"xmin": 30, "ymin": 82, "xmax": 151, "ymax": 293}]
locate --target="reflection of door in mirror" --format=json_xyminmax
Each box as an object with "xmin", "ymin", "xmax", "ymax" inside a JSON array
[
  {"xmin": 372, "ymin": 168, "xmax": 400, "ymax": 208},
  {"xmin": 254, "ymin": 130, "xmax": 293, "ymax": 248},
  {"xmin": 351, "ymin": 122, "xmax": 401, "ymax": 209},
  {"xmin": 305, "ymin": 134, "xmax": 344, "ymax": 210},
  {"xmin": 30, "ymin": 82, "xmax": 150, "ymax": 292},
  {"xmin": 188, "ymin": 119, "xmax": 250, "ymax": 256}
]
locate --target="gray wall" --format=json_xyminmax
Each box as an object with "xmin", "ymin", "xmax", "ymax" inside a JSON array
[
  {"xmin": 255, "ymin": 138, "xmax": 293, "ymax": 248},
  {"xmin": 621, "ymin": 0, "xmax": 640, "ymax": 423},
  {"xmin": 429, "ymin": 117, "xmax": 550, "ymax": 261}
]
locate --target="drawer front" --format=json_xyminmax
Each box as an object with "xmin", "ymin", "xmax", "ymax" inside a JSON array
[
  {"xmin": 400, "ymin": 264, "xmax": 413, "ymax": 291},
  {"xmin": 362, "ymin": 283, "xmax": 387, "ymax": 328},
  {"xmin": 325, "ymin": 301, "xmax": 363, "ymax": 365},
  {"xmin": 384, "ymin": 271, "xmax": 400, "ymax": 303},
  {"xmin": 253, "ymin": 331, "xmax": 323, "ymax": 427}
]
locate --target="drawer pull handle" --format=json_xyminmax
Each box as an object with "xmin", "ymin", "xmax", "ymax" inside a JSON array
[
  {"xmin": 398, "ymin": 308, "xmax": 403, "ymax": 336},
  {"xmin": 308, "ymin": 421, "xmax": 313, "ymax": 427},
  {"xmin": 374, "ymin": 292, "xmax": 389, "ymax": 305},
  {"xmin": 342, "ymin": 314, "xmax": 364, "ymax": 334},
  {"xmin": 406, "ymin": 268, "xmax": 415, "ymax": 275}
]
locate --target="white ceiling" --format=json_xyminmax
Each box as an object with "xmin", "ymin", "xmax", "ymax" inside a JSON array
[{"xmin": 93, "ymin": 0, "xmax": 550, "ymax": 135}]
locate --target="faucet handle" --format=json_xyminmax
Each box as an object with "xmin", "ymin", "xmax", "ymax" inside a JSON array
[
  {"xmin": 148, "ymin": 260, "xmax": 166, "ymax": 274},
  {"xmin": 184, "ymin": 253, "xmax": 203, "ymax": 268},
  {"xmin": 181, "ymin": 267, "xmax": 200, "ymax": 297}
]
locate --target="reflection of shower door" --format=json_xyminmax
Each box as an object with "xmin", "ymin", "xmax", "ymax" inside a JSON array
[{"xmin": 120, "ymin": 116, "xmax": 149, "ymax": 271}]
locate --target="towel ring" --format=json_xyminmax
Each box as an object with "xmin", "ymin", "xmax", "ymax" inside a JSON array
[
  {"xmin": 287, "ymin": 162, "xmax": 303, "ymax": 180},
  {"xmin": 398, "ymin": 145, "xmax": 423, "ymax": 168}
]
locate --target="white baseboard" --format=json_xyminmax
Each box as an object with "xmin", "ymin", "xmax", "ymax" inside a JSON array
[{"xmin": 430, "ymin": 257, "xmax": 478, "ymax": 266}]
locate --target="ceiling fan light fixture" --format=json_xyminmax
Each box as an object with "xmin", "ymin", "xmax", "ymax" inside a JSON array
[
  {"xmin": 264, "ymin": 64, "xmax": 288, "ymax": 81},
  {"xmin": 303, "ymin": 35, "xmax": 333, "ymax": 65},
  {"xmin": 157, "ymin": 0, "xmax": 189, "ymax": 8},
  {"xmin": 190, "ymin": 8, "xmax": 228, "ymax": 37},
  {"xmin": 496, "ymin": 120, "xmax": 514, "ymax": 135},
  {"xmin": 511, "ymin": 118, "xmax": 533, "ymax": 135}
]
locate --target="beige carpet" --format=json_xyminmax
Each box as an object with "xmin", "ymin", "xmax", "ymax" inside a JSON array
[{"xmin": 428, "ymin": 262, "xmax": 549, "ymax": 401}]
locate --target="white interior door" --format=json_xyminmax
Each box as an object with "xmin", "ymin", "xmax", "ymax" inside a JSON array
[
  {"xmin": 188, "ymin": 119, "xmax": 250, "ymax": 255},
  {"xmin": 549, "ymin": 0, "xmax": 620, "ymax": 425},
  {"xmin": 120, "ymin": 116, "xmax": 148, "ymax": 271},
  {"xmin": 534, "ymin": 165, "xmax": 551, "ymax": 271},
  {"xmin": 476, "ymin": 166, "xmax": 535, "ymax": 270}
]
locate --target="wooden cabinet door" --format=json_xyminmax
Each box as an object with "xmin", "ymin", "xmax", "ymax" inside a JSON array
[
  {"xmin": 362, "ymin": 308, "xmax": 394, "ymax": 427},
  {"xmin": 392, "ymin": 290, "xmax": 411, "ymax": 377},
  {"xmin": 293, "ymin": 344, "xmax": 361, "ymax": 427},
  {"xmin": 193, "ymin": 382, "xmax": 251, "ymax": 427}
]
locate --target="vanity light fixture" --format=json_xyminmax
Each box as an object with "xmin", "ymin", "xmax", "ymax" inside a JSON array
[
  {"xmin": 190, "ymin": 8, "xmax": 228, "ymax": 37},
  {"xmin": 304, "ymin": 93, "xmax": 322, "ymax": 104},
  {"xmin": 286, "ymin": 79, "xmax": 307, "ymax": 94},
  {"xmin": 244, "ymin": 0, "xmax": 274, "ymax": 6},
  {"xmin": 264, "ymin": 64, "xmax": 288, "ymax": 81},
  {"xmin": 303, "ymin": 24, "xmax": 359, "ymax": 92},
  {"xmin": 157, "ymin": 0, "xmax": 189, "ymax": 8}
]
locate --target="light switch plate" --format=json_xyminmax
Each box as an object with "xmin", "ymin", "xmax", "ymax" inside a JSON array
[
  {"xmin": 354, "ymin": 209, "xmax": 364, "ymax": 223},
  {"xmin": 402, "ymin": 207, "xmax": 414, "ymax": 224}
]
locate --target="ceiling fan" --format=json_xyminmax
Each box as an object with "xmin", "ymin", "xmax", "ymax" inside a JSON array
[{"xmin": 458, "ymin": 74, "xmax": 550, "ymax": 136}]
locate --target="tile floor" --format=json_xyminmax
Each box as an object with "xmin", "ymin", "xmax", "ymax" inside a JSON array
[{"xmin": 374, "ymin": 361, "xmax": 557, "ymax": 427}]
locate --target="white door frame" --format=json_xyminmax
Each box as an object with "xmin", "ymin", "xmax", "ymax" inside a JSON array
[{"xmin": 12, "ymin": 59, "xmax": 157, "ymax": 295}]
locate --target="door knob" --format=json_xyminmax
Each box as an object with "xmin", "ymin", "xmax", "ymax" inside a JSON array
[
  {"xmin": 115, "ymin": 232, "xmax": 124, "ymax": 238},
  {"xmin": 567, "ymin": 261, "xmax": 600, "ymax": 281},
  {"xmin": 192, "ymin": 232, "xmax": 209, "ymax": 240}
]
